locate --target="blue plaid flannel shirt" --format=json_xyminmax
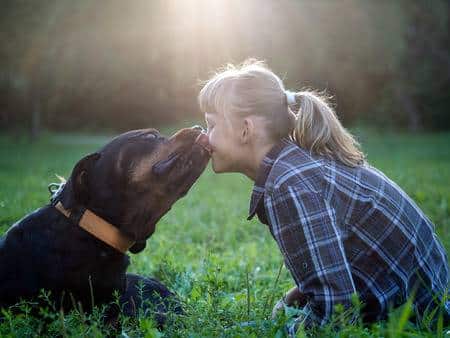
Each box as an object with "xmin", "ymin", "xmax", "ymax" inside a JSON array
[{"xmin": 248, "ymin": 138, "xmax": 449, "ymax": 327}]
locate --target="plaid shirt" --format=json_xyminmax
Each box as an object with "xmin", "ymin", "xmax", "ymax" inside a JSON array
[{"xmin": 248, "ymin": 138, "xmax": 449, "ymax": 327}]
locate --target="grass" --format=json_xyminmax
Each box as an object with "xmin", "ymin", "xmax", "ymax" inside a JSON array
[{"xmin": 0, "ymin": 127, "xmax": 449, "ymax": 337}]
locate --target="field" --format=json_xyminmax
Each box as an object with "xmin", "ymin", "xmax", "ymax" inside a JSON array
[{"xmin": 0, "ymin": 128, "xmax": 449, "ymax": 337}]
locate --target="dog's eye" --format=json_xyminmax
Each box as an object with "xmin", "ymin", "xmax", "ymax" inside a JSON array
[{"xmin": 143, "ymin": 133, "xmax": 157, "ymax": 140}]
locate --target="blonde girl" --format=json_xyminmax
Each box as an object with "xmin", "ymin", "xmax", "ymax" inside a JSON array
[{"xmin": 198, "ymin": 60, "xmax": 448, "ymax": 332}]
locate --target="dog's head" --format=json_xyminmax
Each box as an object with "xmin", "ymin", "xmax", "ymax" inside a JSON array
[{"xmin": 60, "ymin": 126, "xmax": 210, "ymax": 253}]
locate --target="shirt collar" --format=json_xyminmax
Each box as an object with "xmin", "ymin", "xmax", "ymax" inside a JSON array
[{"xmin": 247, "ymin": 137, "xmax": 292, "ymax": 220}]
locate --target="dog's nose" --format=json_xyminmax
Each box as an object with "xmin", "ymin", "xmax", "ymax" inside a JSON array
[
  {"xmin": 195, "ymin": 132, "xmax": 211, "ymax": 154},
  {"xmin": 191, "ymin": 125, "xmax": 205, "ymax": 133}
]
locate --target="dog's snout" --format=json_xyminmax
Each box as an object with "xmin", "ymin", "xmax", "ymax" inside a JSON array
[
  {"xmin": 195, "ymin": 133, "xmax": 211, "ymax": 154},
  {"xmin": 191, "ymin": 125, "xmax": 205, "ymax": 133}
]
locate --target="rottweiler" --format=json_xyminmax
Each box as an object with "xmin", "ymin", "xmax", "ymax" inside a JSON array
[{"xmin": 0, "ymin": 126, "xmax": 211, "ymax": 327}]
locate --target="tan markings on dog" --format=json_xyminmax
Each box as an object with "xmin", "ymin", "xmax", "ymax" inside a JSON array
[{"xmin": 130, "ymin": 146, "xmax": 167, "ymax": 183}]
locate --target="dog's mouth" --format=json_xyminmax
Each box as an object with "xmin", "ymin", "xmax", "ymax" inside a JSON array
[
  {"xmin": 176, "ymin": 141, "xmax": 210, "ymax": 192},
  {"xmin": 135, "ymin": 158, "xmax": 203, "ymax": 243}
]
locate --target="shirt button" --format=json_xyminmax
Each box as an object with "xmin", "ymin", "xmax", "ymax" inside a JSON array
[{"xmin": 303, "ymin": 262, "xmax": 308, "ymax": 270}]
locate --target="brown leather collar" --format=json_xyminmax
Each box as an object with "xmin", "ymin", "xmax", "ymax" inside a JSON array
[{"xmin": 54, "ymin": 201, "xmax": 135, "ymax": 253}]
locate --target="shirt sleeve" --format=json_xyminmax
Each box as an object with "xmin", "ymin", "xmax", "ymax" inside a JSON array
[{"xmin": 265, "ymin": 184, "xmax": 357, "ymax": 327}]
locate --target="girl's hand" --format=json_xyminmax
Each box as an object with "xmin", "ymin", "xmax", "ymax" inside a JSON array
[
  {"xmin": 271, "ymin": 298, "xmax": 286, "ymax": 319},
  {"xmin": 271, "ymin": 286, "xmax": 308, "ymax": 319}
]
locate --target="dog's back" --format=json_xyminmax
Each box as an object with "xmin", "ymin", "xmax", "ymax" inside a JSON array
[
  {"xmin": 0, "ymin": 208, "xmax": 47, "ymax": 307},
  {"xmin": 0, "ymin": 206, "xmax": 129, "ymax": 310}
]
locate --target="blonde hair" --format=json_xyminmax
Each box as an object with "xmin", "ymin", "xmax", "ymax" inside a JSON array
[{"xmin": 198, "ymin": 59, "xmax": 365, "ymax": 167}]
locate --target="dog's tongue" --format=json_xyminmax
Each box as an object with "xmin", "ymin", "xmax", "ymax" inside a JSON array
[{"xmin": 195, "ymin": 133, "xmax": 211, "ymax": 154}]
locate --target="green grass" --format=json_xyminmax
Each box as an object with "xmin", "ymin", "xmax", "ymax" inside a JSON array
[{"xmin": 0, "ymin": 128, "xmax": 449, "ymax": 337}]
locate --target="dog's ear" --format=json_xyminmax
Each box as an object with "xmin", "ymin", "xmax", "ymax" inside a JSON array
[
  {"xmin": 71, "ymin": 153, "xmax": 101, "ymax": 204},
  {"xmin": 129, "ymin": 241, "xmax": 147, "ymax": 254}
]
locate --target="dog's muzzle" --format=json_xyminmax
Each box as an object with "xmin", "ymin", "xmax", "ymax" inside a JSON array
[{"xmin": 194, "ymin": 133, "xmax": 212, "ymax": 155}]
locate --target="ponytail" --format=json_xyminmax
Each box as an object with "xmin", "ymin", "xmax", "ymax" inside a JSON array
[{"xmin": 290, "ymin": 91, "xmax": 365, "ymax": 167}]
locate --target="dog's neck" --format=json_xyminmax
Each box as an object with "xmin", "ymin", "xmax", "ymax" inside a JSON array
[
  {"xmin": 50, "ymin": 182, "xmax": 135, "ymax": 254},
  {"xmin": 54, "ymin": 201, "xmax": 134, "ymax": 253}
]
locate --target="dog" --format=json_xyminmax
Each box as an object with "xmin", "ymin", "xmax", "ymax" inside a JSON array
[{"xmin": 0, "ymin": 126, "xmax": 211, "ymax": 327}]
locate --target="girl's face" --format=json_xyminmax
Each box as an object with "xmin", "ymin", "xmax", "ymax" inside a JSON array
[{"xmin": 205, "ymin": 112, "xmax": 243, "ymax": 173}]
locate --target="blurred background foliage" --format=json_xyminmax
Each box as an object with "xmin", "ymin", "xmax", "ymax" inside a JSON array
[{"xmin": 1, "ymin": 0, "xmax": 449, "ymax": 136}]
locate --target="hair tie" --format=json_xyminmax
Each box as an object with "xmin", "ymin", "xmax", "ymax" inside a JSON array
[{"xmin": 285, "ymin": 90, "xmax": 297, "ymax": 106}]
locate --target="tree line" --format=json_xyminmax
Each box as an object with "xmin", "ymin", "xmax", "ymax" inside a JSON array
[{"xmin": 1, "ymin": 0, "xmax": 449, "ymax": 136}]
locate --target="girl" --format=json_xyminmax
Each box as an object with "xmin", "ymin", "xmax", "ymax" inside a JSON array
[{"xmin": 198, "ymin": 60, "xmax": 448, "ymax": 332}]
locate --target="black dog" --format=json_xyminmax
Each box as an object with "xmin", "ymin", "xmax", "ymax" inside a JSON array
[{"xmin": 0, "ymin": 127, "xmax": 210, "ymax": 327}]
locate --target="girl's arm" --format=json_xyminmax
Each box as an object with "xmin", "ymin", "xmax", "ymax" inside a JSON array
[{"xmin": 284, "ymin": 286, "xmax": 308, "ymax": 306}]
